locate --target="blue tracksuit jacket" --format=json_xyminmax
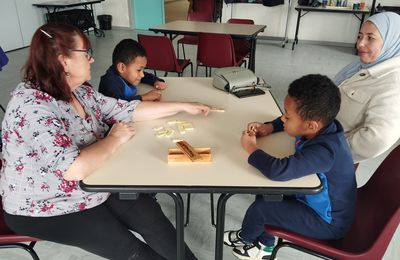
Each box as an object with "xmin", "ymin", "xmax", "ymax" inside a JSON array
[
  {"xmin": 98, "ymin": 65, "xmax": 163, "ymax": 101},
  {"xmin": 248, "ymin": 118, "xmax": 356, "ymax": 228}
]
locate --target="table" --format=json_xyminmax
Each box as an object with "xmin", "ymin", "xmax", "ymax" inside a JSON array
[
  {"xmin": 149, "ymin": 21, "xmax": 266, "ymax": 72},
  {"xmin": 292, "ymin": 5, "xmax": 370, "ymax": 50},
  {"xmin": 33, "ymin": 0, "xmax": 105, "ymax": 37},
  {"xmin": 80, "ymin": 77, "xmax": 322, "ymax": 260}
]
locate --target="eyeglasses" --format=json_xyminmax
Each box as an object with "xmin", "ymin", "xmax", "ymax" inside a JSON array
[{"xmin": 69, "ymin": 48, "xmax": 93, "ymax": 60}]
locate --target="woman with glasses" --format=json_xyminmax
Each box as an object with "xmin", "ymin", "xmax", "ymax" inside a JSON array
[{"xmin": 0, "ymin": 23, "xmax": 206, "ymax": 260}]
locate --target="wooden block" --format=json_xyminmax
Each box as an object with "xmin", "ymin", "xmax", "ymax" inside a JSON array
[
  {"xmin": 168, "ymin": 148, "xmax": 212, "ymax": 163},
  {"xmin": 210, "ymin": 107, "xmax": 225, "ymax": 112},
  {"xmin": 176, "ymin": 140, "xmax": 202, "ymax": 161}
]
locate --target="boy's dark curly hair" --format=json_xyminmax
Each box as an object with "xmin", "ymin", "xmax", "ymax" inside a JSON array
[
  {"xmin": 288, "ymin": 74, "xmax": 340, "ymax": 126},
  {"xmin": 112, "ymin": 39, "xmax": 146, "ymax": 66}
]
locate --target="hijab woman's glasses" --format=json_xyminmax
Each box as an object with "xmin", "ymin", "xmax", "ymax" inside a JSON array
[{"xmin": 69, "ymin": 48, "xmax": 94, "ymax": 60}]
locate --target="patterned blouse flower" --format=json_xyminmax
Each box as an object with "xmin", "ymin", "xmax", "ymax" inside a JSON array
[{"xmin": 0, "ymin": 83, "xmax": 139, "ymax": 216}]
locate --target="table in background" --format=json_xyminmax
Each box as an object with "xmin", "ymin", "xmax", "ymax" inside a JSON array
[
  {"xmin": 292, "ymin": 5, "xmax": 370, "ymax": 50},
  {"xmin": 149, "ymin": 21, "xmax": 266, "ymax": 72},
  {"xmin": 33, "ymin": 0, "xmax": 105, "ymax": 37},
  {"xmin": 80, "ymin": 77, "xmax": 322, "ymax": 260}
]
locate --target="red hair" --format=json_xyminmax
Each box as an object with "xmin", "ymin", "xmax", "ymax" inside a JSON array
[{"xmin": 22, "ymin": 23, "xmax": 91, "ymax": 102}]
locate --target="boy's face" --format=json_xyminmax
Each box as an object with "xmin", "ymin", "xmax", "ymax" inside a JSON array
[
  {"xmin": 118, "ymin": 56, "xmax": 147, "ymax": 86},
  {"xmin": 281, "ymin": 96, "xmax": 317, "ymax": 138}
]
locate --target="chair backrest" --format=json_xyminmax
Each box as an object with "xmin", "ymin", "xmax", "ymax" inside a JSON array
[
  {"xmin": 137, "ymin": 34, "xmax": 178, "ymax": 72},
  {"xmin": 197, "ymin": 32, "xmax": 236, "ymax": 68},
  {"xmin": 0, "ymin": 155, "xmax": 12, "ymax": 237},
  {"xmin": 331, "ymin": 145, "xmax": 400, "ymax": 258},
  {"xmin": 192, "ymin": 0, "xmax": 215, "ymax": 21},
  {"xmin": 227, "ymin": 18, "xmax": 254, "ymax": 56},
  {"xmin": 187, "ymin": 10, "xmax": 213, "ymax": 22},
  {"xmin": 0, "ymin": 200, "xmax": 15, "ymax": 237},
  {"xmin": 227, "ymin": 18, "xmax": 255, "ymax": 25}
]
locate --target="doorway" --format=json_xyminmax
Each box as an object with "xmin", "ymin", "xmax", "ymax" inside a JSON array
[{"xmin": 164, "ymin": 0, "xmax": 189, "ymax": 22}]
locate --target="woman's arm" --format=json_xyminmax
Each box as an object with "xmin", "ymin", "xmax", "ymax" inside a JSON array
[
  {"xmin": 64, "ymin": 123, "xmax": 135, "ymax": 181},
  {"xmin": 345, "ymin": 84, "xmax": 400, "ymax": 162},
  {"xmin": 133, "ymin": 101, "xmax": 210, "ymax": 121}
]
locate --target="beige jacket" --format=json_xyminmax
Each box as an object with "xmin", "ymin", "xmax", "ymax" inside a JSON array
[{"xmin": 336, "ymin": 56, "xmax": 400, "ymax": 163}]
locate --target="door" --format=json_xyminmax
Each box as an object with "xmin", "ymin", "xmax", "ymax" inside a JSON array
[
  {"xmin": 0, "ymin": 0, "xmax": 23, "ymax": 51},
  {"xmin": 132, "ymin": 0, "xmax": 165, "ymax": 30}
]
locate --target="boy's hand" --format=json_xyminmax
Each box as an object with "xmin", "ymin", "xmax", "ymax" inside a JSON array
[
  {"xmin": 247, "ymin": 122, "xmax": 273, "ymax": 137},
  {"xmin": 154, "ymin": 80, "xmax": 167, "ymax": 90},
  {"xmin": 241, "ymin": 130, "xmax": 258, "ymax": 155},
  {"xmin": 141, "ymin": 90, "xmax": 162, "ymax": 101}
]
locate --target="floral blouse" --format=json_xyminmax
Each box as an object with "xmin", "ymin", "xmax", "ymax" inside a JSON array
[{"xmin": 0, "ymin": 83, "xmax": 139, "ymax": 217}]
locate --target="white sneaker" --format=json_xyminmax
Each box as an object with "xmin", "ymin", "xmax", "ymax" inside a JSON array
[
  {"xmin": 232, "ymin": 241, "xmax": 273, "ymax": 260},
  {"xmin": 224, "ymin": 230, "xmax": 246, "ymax": 247}
]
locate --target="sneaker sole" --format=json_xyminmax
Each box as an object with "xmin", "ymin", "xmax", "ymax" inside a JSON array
[{"xmin": 232, "ymin": 249, "xmax": 274, "ymax": 260}]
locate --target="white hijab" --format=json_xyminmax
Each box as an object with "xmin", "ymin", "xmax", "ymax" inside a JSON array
[{"xmin": 333, "ymin": 12, "xmax": 400, "ymax": 85}]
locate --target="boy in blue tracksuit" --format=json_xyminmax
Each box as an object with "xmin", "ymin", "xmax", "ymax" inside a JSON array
[
  {"xmin": 99, "ymin": 39, "xmax": 167, "ymax": 101},
  {"xmin": 224, "ymin": 74, "xmax": 356, "ymax": 260}
]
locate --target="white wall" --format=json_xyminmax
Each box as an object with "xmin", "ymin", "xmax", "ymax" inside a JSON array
[
  {"xmin": 0, "ymin": 0, "xmax": 107, "ymax": 52},
  {"xmin": 0, "ymin": 0, "xmax": 45, "ymax": 51},
  {"xmin": 102, "ymin": 0, "xmax": 131, "ymax": 28},
  {"xmin": 221, "ymin": 0, "xmax": 398, "ymax": 44}
]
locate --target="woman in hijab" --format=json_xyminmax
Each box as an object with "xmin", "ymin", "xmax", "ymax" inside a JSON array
[{"xmin": 334, "ymin": 12, "xmax": 400, "ymax": 163}]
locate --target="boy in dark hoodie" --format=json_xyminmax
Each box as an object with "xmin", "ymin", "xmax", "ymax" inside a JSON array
[
  {"xmin": 224, "ymin": 74, "xmax": 356, "ymax": 260},
  {"xmin": 99, "ymin": 39, "xmax": 167, "ymax": 101}
]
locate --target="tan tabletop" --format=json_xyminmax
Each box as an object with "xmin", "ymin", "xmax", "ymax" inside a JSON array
[
  {"xmin": 149, "ymin": 21, "xmax": 266, "ymax": 72},
  {"xmin": 150, "ymin": 20, "xmax": 266, "ymax": 38},
  {"xmin": 82, "ymin": 77, "xmax": 320, "ymax": 191}
]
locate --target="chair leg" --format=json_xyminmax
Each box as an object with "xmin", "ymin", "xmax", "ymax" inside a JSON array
[
  {"xmin": 185, "ymin": 193, "xmax": 191, "ymax": 227},
  {"xmin": 164, "ymin": 72, "xmax": 168, "ymax": 77},
  {"xmin": 210, "ymin": 193, "xmax": 216, "ymax": 227},
  {"xmin": 154, "ymin": 70, "xmax": 157, "ymax": 76},
  {"xmin": 190, "ymin": 63, "xmax": 193, "ymax": 77},
  {"xmin": 195, "ymin": 64, "xmax": 199, "ymax": 77},
  {"xmin": 0, "ymin": 104, "xmax": 5, "ymax": 112},
  {"xmin": 0, "ymin": 242, "xmax": 40, "ymax": 260},
  {"xmin": 269, "ymin": 238, "xmax": 283, "ymax": 260},
  {"xmin": 182, "ymin": 44, "xmax": 186, "ymax": 60}
]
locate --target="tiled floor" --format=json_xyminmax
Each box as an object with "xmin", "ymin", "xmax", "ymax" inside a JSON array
[{"xmin": 0, "ymin": 29, "xmax": 399, "ymax": 260}]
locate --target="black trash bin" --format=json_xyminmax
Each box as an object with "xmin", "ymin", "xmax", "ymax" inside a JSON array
[{"xmin": 97, "ymin": 15, "xmax": 112, "ymax": 30}]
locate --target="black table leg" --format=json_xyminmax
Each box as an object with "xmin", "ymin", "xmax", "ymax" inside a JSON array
[
  {"xmin": 215, "ymin": 193, "xmax": 234, "ymax": 260},
  {"xmin": 168, "ymin": 193, "xmax": 185, "ymax": 260},
  {"xmin": 360, "ymin": 13, "xmax": 366, "ymax": 29},
  {"xmin": 292, "ymin": 9, "xmax": 302, "ymax": 51},
  {"xmin": 249, "ymin": 38, "xmax": 257, "ymax": 72}
]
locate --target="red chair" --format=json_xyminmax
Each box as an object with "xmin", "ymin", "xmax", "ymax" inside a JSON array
[
  {"xmin": 265, "ymin": 145, "xmax": 400, "ymax": 260},
  {"xmin": 138, "ymin": 34, "xmax": 193, "ymax": 77},
  {"xmin": 192, "ymin": 0, "xmax": 215, "ymax": 21},
  {"xmin": 0, "ymin": 164, "xmax": 40, "ymax": 259},
  {"xmin": 177, "ymin": 11, "xmax": 213, "ymax": 60},
  {"xmin": 196, "ymin": 32, "xmax": 246, "ymax": 77},
  {"xmin": 227, "ymin": 18, "xmax": 255, "ymax": 68}
]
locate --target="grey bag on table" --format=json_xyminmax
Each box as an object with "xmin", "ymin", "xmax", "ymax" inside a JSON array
[{"xmin": 212, "ymin": 67, "xmax": 258, "ymax": 92}]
